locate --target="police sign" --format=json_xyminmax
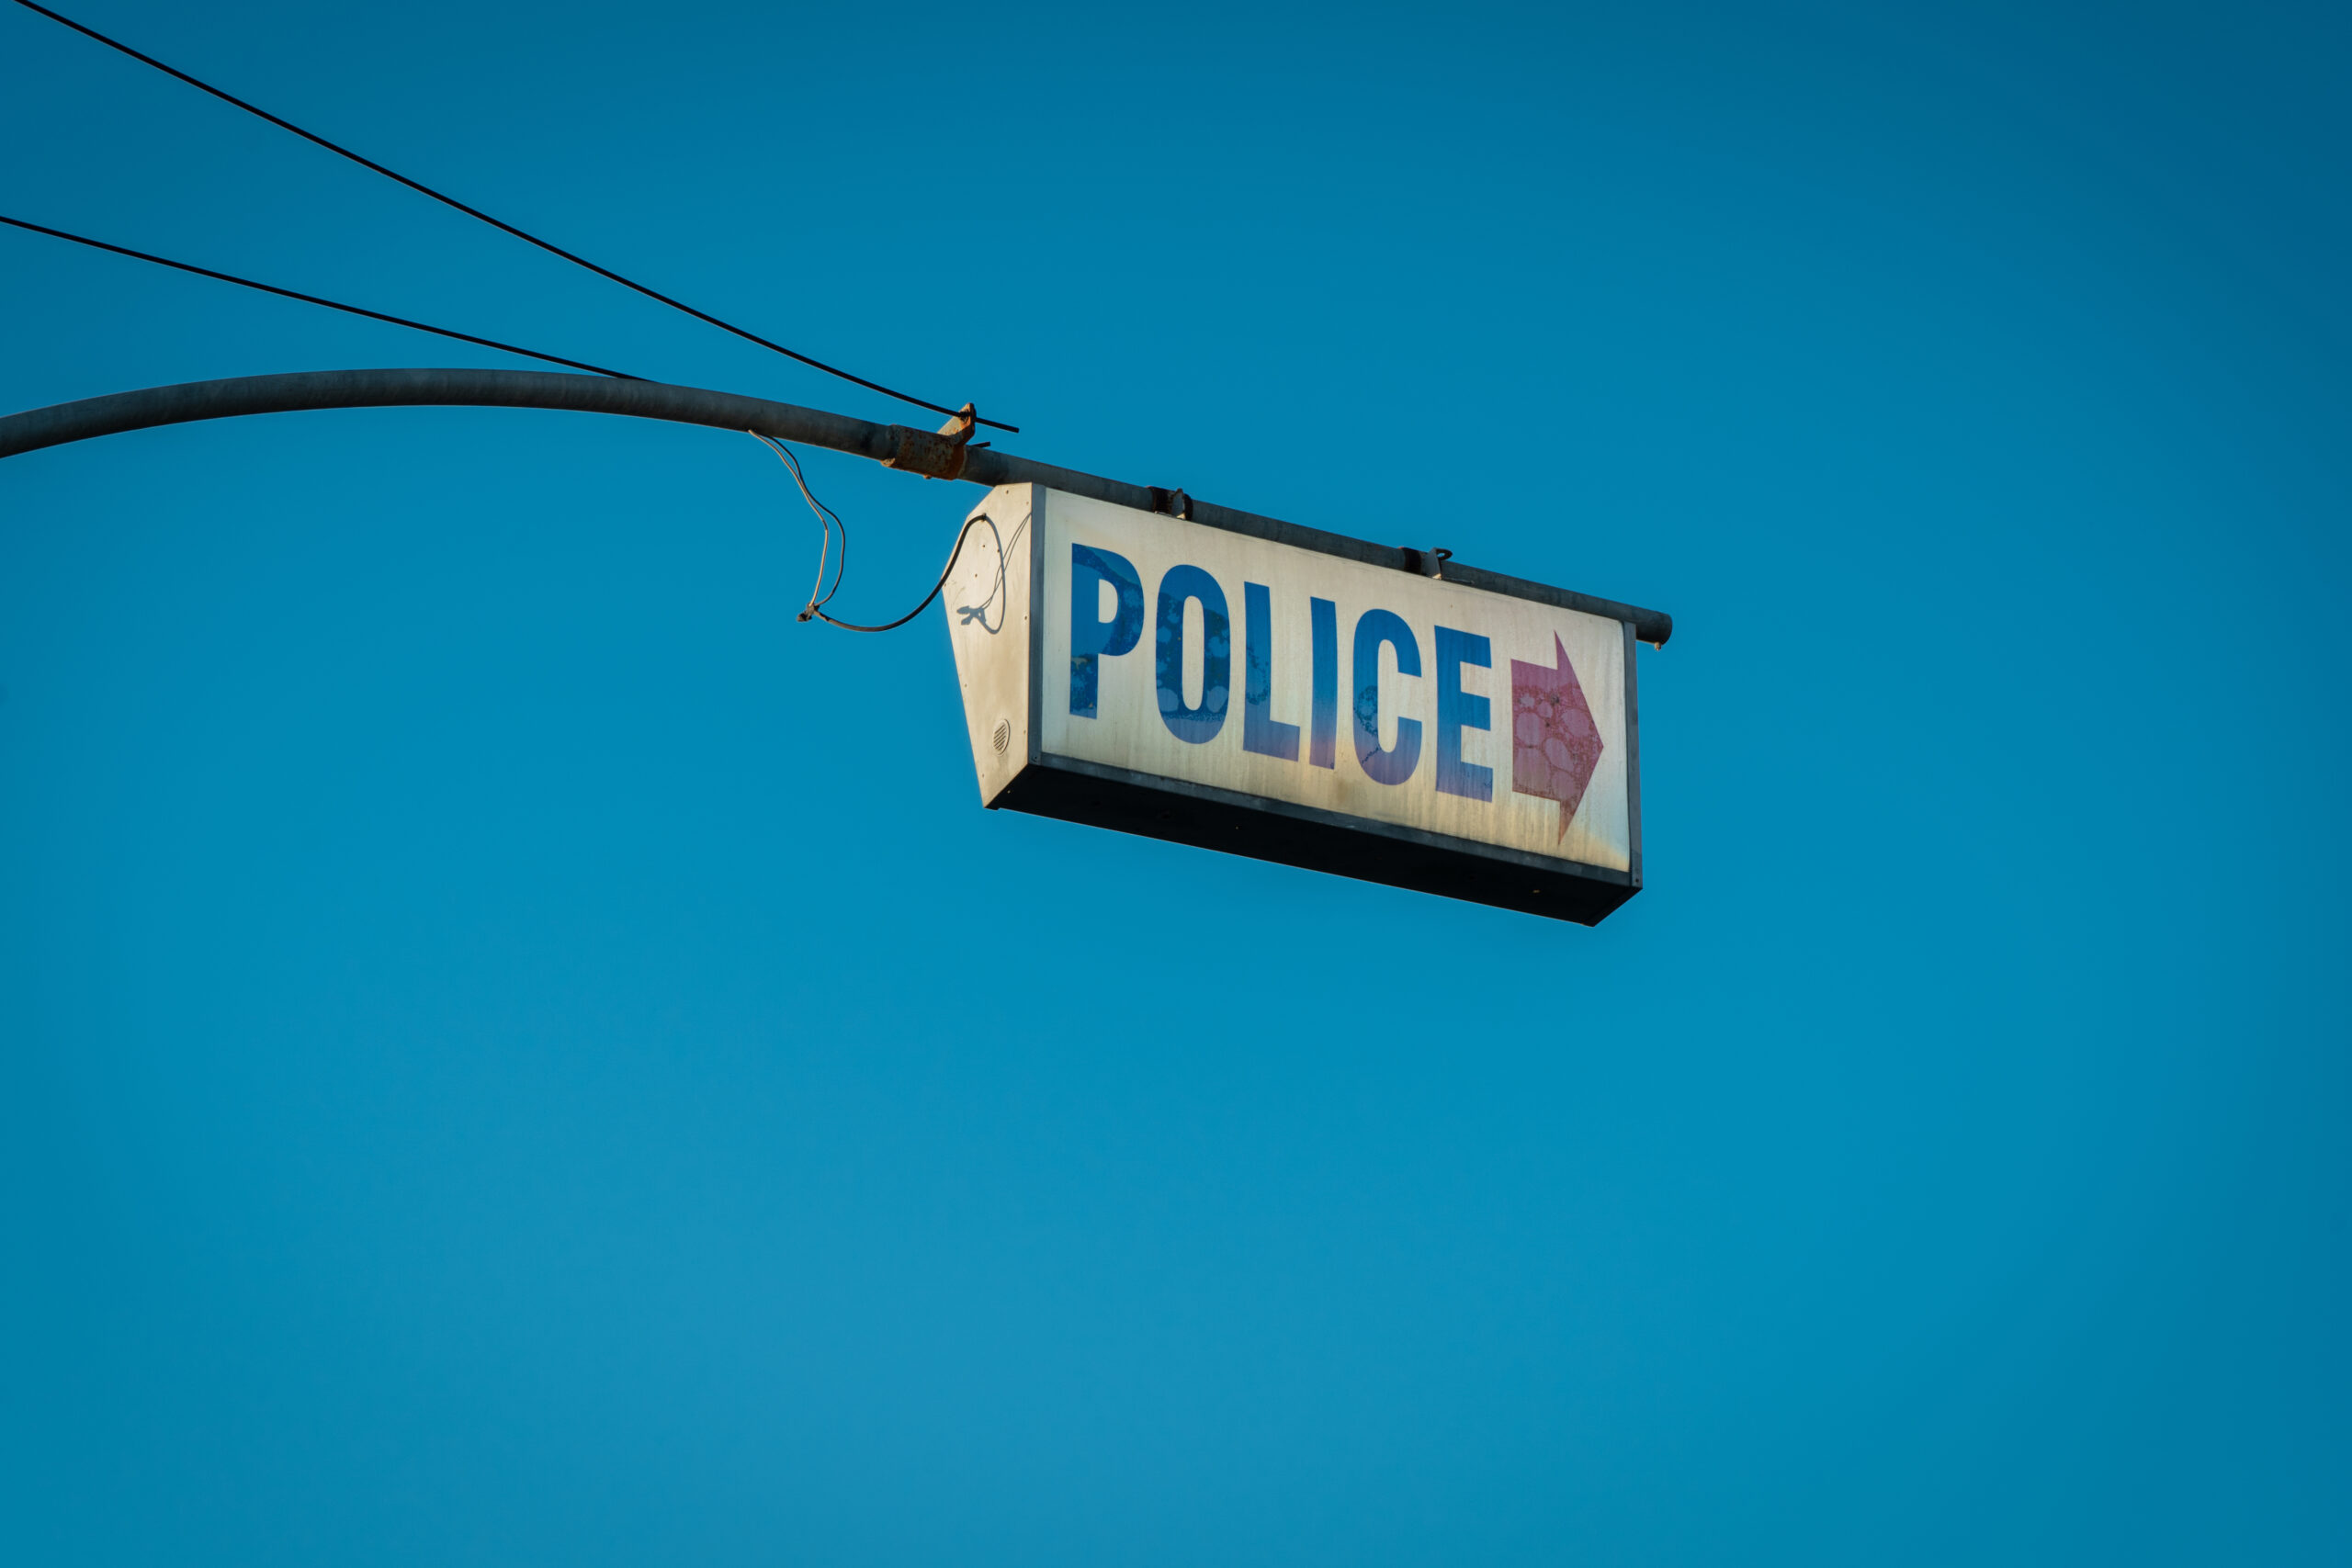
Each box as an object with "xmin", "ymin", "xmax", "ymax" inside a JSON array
[{"xmin": 943, "ymin": 485, "xmax": 1665, "ymax": 923}]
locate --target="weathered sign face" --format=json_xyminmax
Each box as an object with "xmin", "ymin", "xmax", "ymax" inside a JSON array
[{"xmin": 943, "ymin": 485, "xmax": 1646, "ymax": 923}]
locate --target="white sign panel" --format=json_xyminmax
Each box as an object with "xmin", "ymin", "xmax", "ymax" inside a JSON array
[{"xmin": 943, "ymin": 485, "xmax": 1645, "ymax": 923}]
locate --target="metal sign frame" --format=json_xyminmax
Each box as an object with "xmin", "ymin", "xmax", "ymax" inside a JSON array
[{"xmin": 949, "ymin": 484, "xmax": 1649, "ymax": 925}]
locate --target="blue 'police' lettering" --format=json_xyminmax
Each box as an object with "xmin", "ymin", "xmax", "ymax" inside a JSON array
[
  {"xmin": 1433, "ymin": 626, "xmax": 1493, "ymax": 801},
  {"xmin": 1156, "ymin": 565, "xmax": 1230, "ymax": 744},
  {"xmin": 1242, "ymin": 582, "xmax": 1300, "ymax": 761},
  {"xmin": 1352, "ymin": 609, "xmax": 1421, "ymax": 784},
  {"xmin": 1309, "ymin": 596, "xmax": 1338, "ymax": 769},
  {"xmin": 1069, "ymin": 544, "xmax": 1144, "ymax": 717}
]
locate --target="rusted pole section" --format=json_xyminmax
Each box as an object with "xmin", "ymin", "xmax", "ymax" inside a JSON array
[{"xmin": 0, "ymin": 368, "xmax": 1673, "ymax": 644}]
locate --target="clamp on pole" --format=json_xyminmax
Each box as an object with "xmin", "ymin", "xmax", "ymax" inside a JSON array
[{"xmin": 880, "ymin": 401, "xmax": 979, "ymax": 480}]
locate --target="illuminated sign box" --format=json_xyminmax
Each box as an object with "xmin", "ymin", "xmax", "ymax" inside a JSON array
[{"xmin": 943, "ymin": 485, "xmax": 1651, "ymax": 924}]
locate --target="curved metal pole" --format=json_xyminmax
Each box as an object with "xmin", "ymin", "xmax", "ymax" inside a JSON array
[
  {"xmin": 0, "ymin": 367, "xmax": 901, "ymax": 466},
  {"xmin": 0, "ymin": 368, "xmax": 1673, "ymax": 644}
]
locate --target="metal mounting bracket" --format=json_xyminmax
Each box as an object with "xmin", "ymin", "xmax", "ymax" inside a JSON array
[{"xmin": 881, "ymin": 401, "xmax": 978, "ymax": 480}]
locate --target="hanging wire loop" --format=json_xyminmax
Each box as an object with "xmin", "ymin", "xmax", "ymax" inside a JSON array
[{"xmin": 749, "ymin": 429, "xmax": 993, "ymax": 635}]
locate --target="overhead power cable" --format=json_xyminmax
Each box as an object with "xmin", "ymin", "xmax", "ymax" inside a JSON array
[
  {"xmin": 9, "ymin": 0, "xmax": 1016, "ymax": 434},
  {"xmin": 1, "ymin": 213, "xmax": 634, "ymax": 378}
]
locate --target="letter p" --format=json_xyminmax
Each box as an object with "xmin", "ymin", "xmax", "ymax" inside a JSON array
[{"xmin": 1070, "ymin": 544, "xmax": 1144, "ymax": 717}]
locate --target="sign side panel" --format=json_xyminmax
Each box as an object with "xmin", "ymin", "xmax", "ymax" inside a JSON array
[{"xmin": 941, "ymin": 484, "xmax": 1035, "ymax": 806}]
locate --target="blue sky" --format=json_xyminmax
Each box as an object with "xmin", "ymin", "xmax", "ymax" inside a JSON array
[{"xmin": 3, "ymin": 2, "xmax": 2346, "ymax": 1562}]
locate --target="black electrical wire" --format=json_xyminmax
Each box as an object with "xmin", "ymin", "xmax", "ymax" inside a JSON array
[
  {"xmin": 8, "ymin": 0, "xmax": 1017, "ymax": 434},
  {"xmin": 0, "ymin": 213, "xmax": 634, "ymax": 378},
  {"xmin": 804, "ymin": 512, "xmax": 995, "ymax": 634},
  {"xmin": 748, "ymin": 427, "xmax": 993, "ymax": 635}
]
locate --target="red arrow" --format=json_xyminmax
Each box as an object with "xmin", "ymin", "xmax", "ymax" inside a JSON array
[{"xmin": 1510, "ymin": 634, "xmax": 1604, "ymax": 841}]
